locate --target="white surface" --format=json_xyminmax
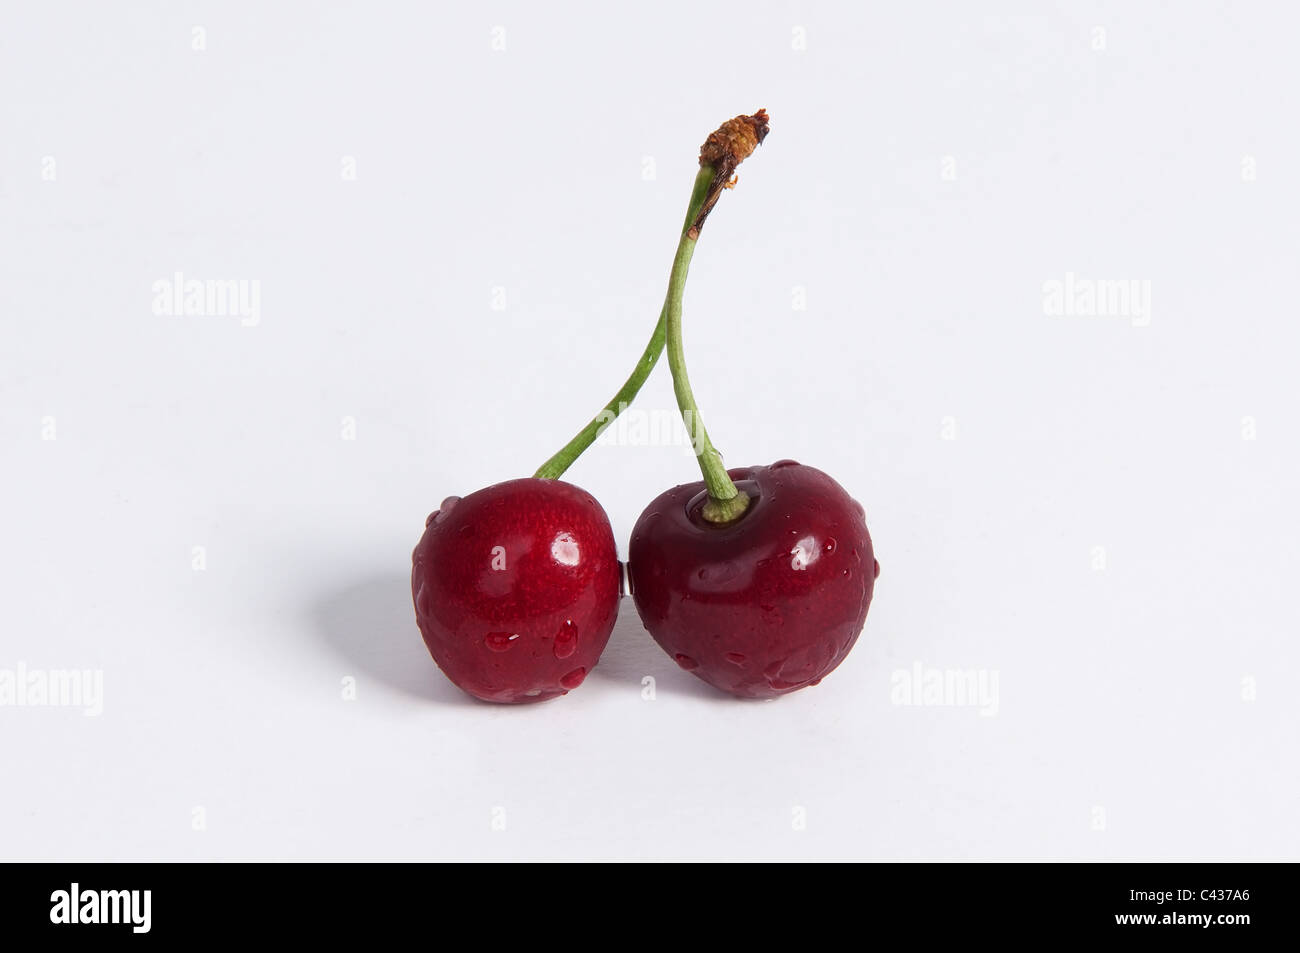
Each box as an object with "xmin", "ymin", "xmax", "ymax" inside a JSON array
[{"xmin": 2, "ymin": 2, "xmax": 1297, "ymax": 861}]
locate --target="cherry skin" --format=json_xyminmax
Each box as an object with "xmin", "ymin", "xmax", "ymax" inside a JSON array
[
  {"xmin": 411, "ymin": 478, "xmax": 621, "ymax": 703},
  {"xmin": 628, "ymin": 461, "xmax": 878, "ymax": 698}
]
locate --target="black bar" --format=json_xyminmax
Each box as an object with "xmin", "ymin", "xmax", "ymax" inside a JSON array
[{"xmin": 1, "ymin": 862, "xmax": 1282, "ymax": 940}]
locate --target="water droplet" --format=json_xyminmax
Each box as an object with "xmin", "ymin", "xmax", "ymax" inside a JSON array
[
  {"xmin": 439, "ymin": 496, "xmax": 461, "ymax": 514},
  {"xmin": 725, "ymin": 652, "xmax": 746, "ymax": 665},
  {"xmin": 553, "ymin": 620, "xmax": 578, "ymax": 659},
  {"xmin": 770, "ymin": 459, "xmax": 800, "ymax": 469},
  {"xmin": 425, "ymin": 511, "xmax": 439, "ymax": 527},
  {"xmin": 415, "ymin": 583, "xmax": 432, "ymax": 617},
  {"xmin": 767, "ymin": 676, "xmax": 803, "ymax": 691},
  {"xmin": 823, "ymin": 538, "xmax": 837, "ymax": 554},
  {"xmin": 674, "ymin": 654, "xmax": 699, "ymax": 670},
  {"xmin": 874, "ymin": 559, "xmax": 881, "ymax": 579},
  {"xmin": 560, "ymin": 667, "xmax": 587, "ymax": 690},
  {"xmin": 523, "ymin": 688, "xmax": 542, "ymax": 697},
  {"xmin": 484, "ymin": 632, "xmax": 519, "ymax": 652}
]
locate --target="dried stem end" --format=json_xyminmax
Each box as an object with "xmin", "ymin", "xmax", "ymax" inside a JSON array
[{"xmin": 691, "ymin": 108, "xmax": 769, "ymax": 233}]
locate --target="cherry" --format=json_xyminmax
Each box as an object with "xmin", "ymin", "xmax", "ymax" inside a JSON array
[
  {"xmin": 624, "ymin": 110, "xmax": 880, "ymax": 696},
  {"xmin": 628, "ymin": 460, "xmax": 878, "ymax": 698},
  {"xmin": 411, "ymin": 478, "xmax": 620, "ymax": 703}
]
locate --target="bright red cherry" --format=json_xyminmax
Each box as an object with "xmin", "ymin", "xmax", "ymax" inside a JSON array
[
  {"xmin": 412, "ymin": 478, "xmax": 621, "ymax": 703},
  {"xmin": 628, "ymin": 460, "xmax": 878, "ymax": 698}
]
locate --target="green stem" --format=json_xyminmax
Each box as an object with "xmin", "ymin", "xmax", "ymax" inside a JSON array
[
  {"xmin": 533, "ymin": 167, "xmax": 715, "ymax": 480},
  {"xmin": 663, "ymin": 172, "xmax": 750, "ymax": 525}
]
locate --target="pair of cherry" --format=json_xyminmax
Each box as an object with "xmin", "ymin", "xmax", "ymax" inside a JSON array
[{"xmin": 411, "ymin": 111, "xmax": 878, "ymax": 703}]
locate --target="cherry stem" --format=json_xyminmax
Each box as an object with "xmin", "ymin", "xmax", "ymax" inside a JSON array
[
  {"xmin": 532, "ymin": 167, "xmax": 715, "ymax": 481},
  {"xmin": 664, "ymin": 169, "xmax": 750, "ymax": 525}
]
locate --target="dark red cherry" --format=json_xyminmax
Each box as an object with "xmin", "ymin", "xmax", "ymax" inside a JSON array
[
  {"xmin": 411, "ymin": 478, "xmax": 620, "ymax": 703},
  {"xmin": 627, "ymin": 460, "xmax": 878, "ymax": 698}
]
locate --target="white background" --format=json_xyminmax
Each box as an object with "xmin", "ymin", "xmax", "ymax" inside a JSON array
[{"xmin": 3, "ymin": 2, "xmax": 1297, "ymax": 861}]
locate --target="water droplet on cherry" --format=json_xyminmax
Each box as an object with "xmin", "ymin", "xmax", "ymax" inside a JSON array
[
  {"xmin": 484, "ymin": 632, "xmax": 519, "ymax": 652},
  {"xmin": 762, "ymin": 657, "xmax": 804, "ymax": 691},
  {"xmin": 553, "ymin": 620, "xmax": 578, "ymax": 659},
  {"xmin": 674, "ymin": 654, "xmax": 699, "ymax": 670},
  {"xmin": 560, "ymin": 667, "xmax": 587, "ymax": 690},
  {"xmin": 725, "ymin": 652, "xmax": 746, "ymax": 665}
]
